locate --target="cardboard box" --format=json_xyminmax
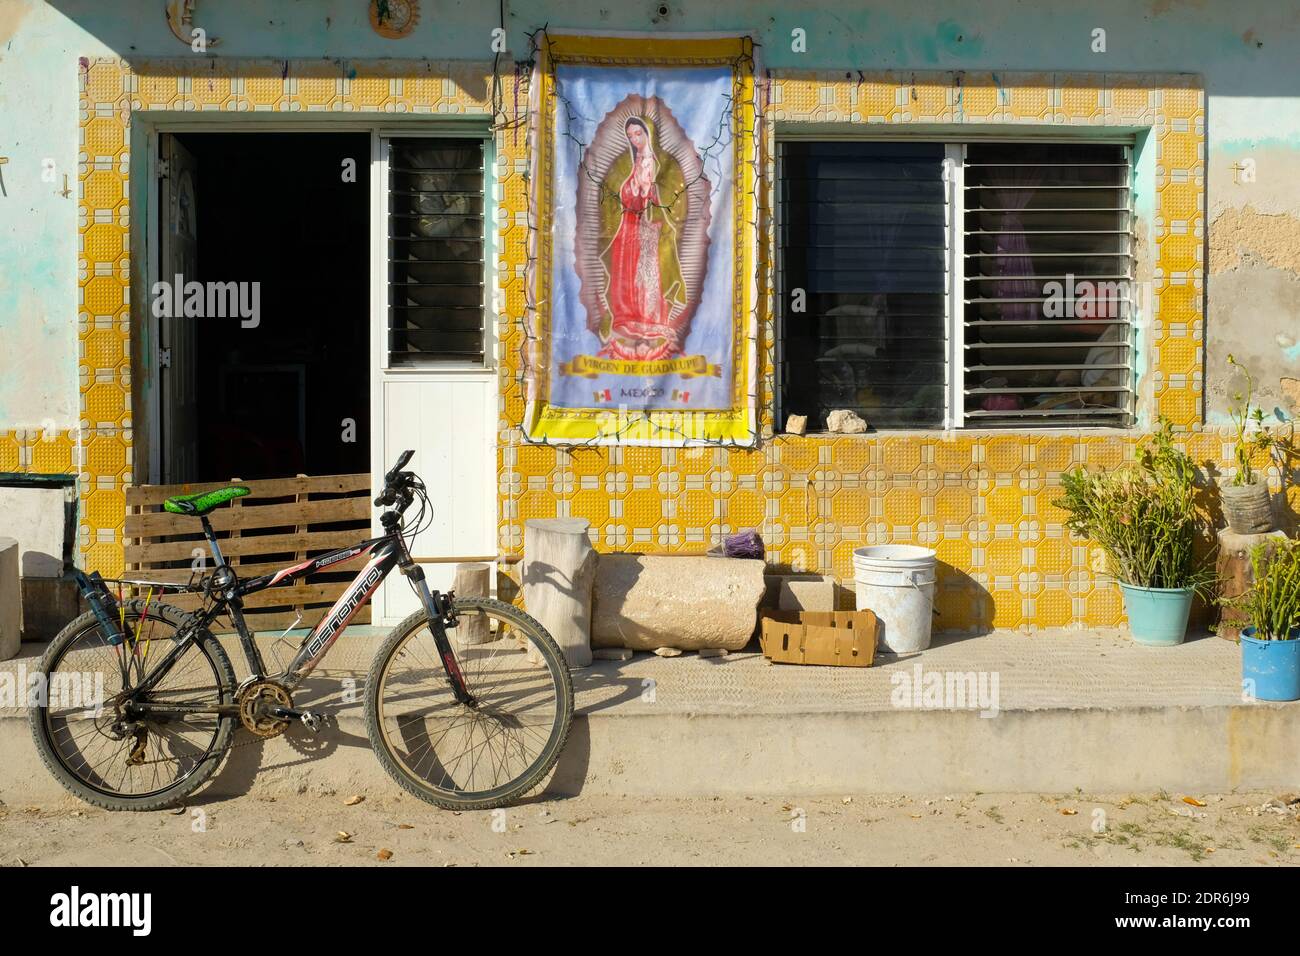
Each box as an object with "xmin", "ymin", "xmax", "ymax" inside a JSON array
[{"xmin": 759, "ymin": 610, "xmax": 878, "ymax": 667}]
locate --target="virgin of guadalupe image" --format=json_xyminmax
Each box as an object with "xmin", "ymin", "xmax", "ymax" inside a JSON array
[{"xmin": 596, "ymin": 116, "xmax": 691, "ymax": 362}]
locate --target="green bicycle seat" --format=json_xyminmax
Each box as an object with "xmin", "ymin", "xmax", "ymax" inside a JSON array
[{"xmin": 163, "ymin": 485, "xmax": 251, "ymax": 516}]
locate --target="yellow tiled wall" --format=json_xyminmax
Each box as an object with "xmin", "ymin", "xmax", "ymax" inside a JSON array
[
  {"xmin": 47, "ymin": 58, "xmax": 1285, "ymax": 632},
  {"xmin": 498, "ymin": 69, "xmax": 1242, "ymax": 634}
]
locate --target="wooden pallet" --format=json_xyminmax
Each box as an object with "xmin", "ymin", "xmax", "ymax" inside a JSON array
[{"xmin": 124, "ymin": 473, "xmax": 372, "ymax": 633}]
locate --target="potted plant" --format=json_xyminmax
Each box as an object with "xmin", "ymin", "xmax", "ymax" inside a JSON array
[
  {"xmin": 1227, "ymin": 538, "xmax": 1300, "ymax": 701},
  {"xmin": 1056, "ymin": 420, "xmax": 1214, "ymax": 646},
  {"xmin": 1221, "ymin": 355, "xmax": 1290, "ymax": 534}
]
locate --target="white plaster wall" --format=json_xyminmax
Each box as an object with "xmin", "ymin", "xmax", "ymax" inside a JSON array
[{"xmin": 0, "ymin": 487, "xmax": 69, "ymax": 576}]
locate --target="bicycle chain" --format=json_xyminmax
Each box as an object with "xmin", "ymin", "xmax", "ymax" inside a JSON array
[
  {"xmin": 87, "ymin": 682, "xmax": 305, "ymax": 766},
  {"xmin": 91, "ymin": 628, "xmax": 494, "ymax": 766}
]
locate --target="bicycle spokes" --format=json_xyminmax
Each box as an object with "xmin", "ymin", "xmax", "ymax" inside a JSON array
[
  {"xmin": 373, "ymin": 604, "xmax": 566, "ymax": 801},
  {"xmin": 42, "ymin": 612, "xmax": 229, "ymax": 800}
]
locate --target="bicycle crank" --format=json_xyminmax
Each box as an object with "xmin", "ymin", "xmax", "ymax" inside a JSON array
[
  {"xmin": 236, "ymin": 679, "xmax": 294, "ymax": 738},
  {"xmin": 270, "ymin": 706, "xmax": 326, "ymax": 733}
]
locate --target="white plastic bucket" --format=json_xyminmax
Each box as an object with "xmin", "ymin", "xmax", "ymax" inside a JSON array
[{"xmin": 852, "ymin": 545, "xmax": 937, "ymax": 653}]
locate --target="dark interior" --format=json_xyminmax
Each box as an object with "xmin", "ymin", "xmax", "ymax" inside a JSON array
[
  {"xmin": 177, "ymin": 132, "xmax": 371, "ymax": 481},
  {"xmin": 779, "ymin": 141, "xmax": 948, "ymax": 429}
]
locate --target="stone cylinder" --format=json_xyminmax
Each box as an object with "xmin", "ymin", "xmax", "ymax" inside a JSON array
[
  {"xmin": 1215, "ymin": 528, "xmax": 1289, "ymax": 641},
  {"xmin": 522, "ymin": 518, "xmax": 597, "ymax": 668},
  {"xmin": 591, "ymin": 554, "xmax": 766, "ymax": 651},
  {"xmin": 452, "ymin": 562, "xmax": 492, "ymax": 645}
]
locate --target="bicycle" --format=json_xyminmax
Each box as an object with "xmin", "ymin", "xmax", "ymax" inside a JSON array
[{"xmin": 29, "ymin": 450, "xmax": 574, "ymax": 812}]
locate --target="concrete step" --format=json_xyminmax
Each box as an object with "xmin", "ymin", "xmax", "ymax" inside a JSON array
[{"xmin": 2, "ymin": 629, "xmax": 1297, "ymax": 803}]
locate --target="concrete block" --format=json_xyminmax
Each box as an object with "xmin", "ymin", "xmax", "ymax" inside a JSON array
[
  {"xmin": 779, "ymin": 576, "xmax": 835, "ymax": 612},
  {"xmin": 0, "ymin": 538, "xmax": 19, "ymax": 660},
  {"xmin": 21, "ymin": 576, "xmax": 80, "ymax": 642},
  {"xmin": 764, "ymin": 573, "xmax": 810, "ymax": 607},
  {"xmin": 0, "ymin": 487, "xmax": 67, "ymax": 577},
  {"xmin": 763, "ymin": 573, "xmax": 834, "ymax": 610}
]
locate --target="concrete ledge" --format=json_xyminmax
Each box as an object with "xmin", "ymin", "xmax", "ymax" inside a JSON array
[
  {"xmin": 4, "ymin": 702, "xmax": 1298, "ymax": 804},
  {"xmin": 3, "ymin": 629, "xmax": 1297, "ymax": 803}
]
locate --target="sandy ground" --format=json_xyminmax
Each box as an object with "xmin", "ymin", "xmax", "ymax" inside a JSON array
[{"xmin": 2, "ymin": 788, "xmax": 1298, "ymax": 867}]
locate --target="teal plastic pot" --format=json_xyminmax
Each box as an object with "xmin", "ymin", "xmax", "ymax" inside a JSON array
[
  {"xmin": 1118, "ymin": 583, "xmax": 1194, "ymax": 646},
  {"xmin": 1241, "ymin": 627, "xmax": 1300, "ymax": 702}
]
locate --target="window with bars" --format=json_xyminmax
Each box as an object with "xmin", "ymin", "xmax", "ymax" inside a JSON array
[
  {"xmin": 777, "ymin": 139, "xmax": 1135, "ymax": 430},
  {"xmin": 778, "ymin": 142, "xmax": 949, "ymax": 429},
  {"xmin": 387, "ymin": 137, "xmax": 487, "ymax": 366},
  {"xmin": 962, "ymin": 143, "xmax": 1133, "ymax": 425}
]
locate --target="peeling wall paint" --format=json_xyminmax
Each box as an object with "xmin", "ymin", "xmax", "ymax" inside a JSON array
[
  {"xmin": 1206, "ymin": 203, "xmax": 1300, "ymax": 420},
  {"xmin": 1209, "ymin": 206, "xmax": 1300, "ymax": 274}
]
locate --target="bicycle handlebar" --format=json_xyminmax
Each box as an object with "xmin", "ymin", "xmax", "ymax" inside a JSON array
[
  {"xmin": 374, "ymin": 450, "xmax": 417, "ymax": 508},
  {"xmin": 387, "ymin": 449, "xmax": 414, "ymax": 482}
]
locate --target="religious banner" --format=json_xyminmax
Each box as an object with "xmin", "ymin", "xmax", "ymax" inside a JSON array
[{"xmin": 524, "ymin": 34, "xmax": 758, "ymax": 445}]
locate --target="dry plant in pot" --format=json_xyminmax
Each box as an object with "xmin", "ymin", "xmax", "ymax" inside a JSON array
[
  {"xmin": 1055, "ymin": 420, "xmax": 1215, "ymax": 646},
  {"xmin": 1224, "ymin": 537, "xmax": 1300, "ymax": 701},
  {"xmin": 1221, "ymin": 355, "xmax": 1293, "ymax": 534}
]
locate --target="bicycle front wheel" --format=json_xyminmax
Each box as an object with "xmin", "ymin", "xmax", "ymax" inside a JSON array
[{"xmin": 365, "ymin": 598, "xmax": 574, "ymax": 811}]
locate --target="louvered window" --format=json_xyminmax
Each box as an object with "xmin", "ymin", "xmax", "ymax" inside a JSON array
[
  {"xmin": 778, "ymin": 142, "xmax": 949, "ymax": 428},
  {"xmin": 962, "ymin": 143, "xmax": 1133, "ymax": 425},
  {"xmin": 387, "ymin": 138, "xmax": 486, "ymax": 365},
  {"xmin": 777, "ymin": 139, "xmax": 1135, "ymax": 431}
]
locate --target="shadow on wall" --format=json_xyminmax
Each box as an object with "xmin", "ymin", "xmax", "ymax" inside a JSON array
[{"xmin": 933, "ymin": 559, "xmax": 993, "ymax": 638}]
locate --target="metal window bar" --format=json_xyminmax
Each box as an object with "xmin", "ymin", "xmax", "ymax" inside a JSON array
[
  {"xmin": 960, "ymin": 143, "xmax": 1135, "ymax": 427},
  {"xmin": 387, "ymin": 138, "xmax": 486, "ymax": 366}
]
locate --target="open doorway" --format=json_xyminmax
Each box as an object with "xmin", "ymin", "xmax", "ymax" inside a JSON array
[{"xmin": 154, "ymin": 131, "xmax": 371, "ymax": 483}]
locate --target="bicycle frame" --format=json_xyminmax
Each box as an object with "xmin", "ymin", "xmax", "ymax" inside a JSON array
[{"xmin": 114, "ymin": 510, "xmax": 473, "ymax": 717}]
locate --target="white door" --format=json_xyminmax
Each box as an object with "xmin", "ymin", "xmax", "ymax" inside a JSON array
[
  {"xmin": 372, "ymin": 133, "xmax": 497, "ymax": 625},
  {"xmin": 376, "ymin": 374, "xmax": 497, "ymax": 623}
]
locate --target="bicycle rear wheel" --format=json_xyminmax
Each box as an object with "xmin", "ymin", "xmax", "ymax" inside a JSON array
[
  {"xmin": 365, "ymin": 597, "xmax": 574, "ymax": 811},
  {"xmin": 29, "ymin": 600, "xmax": 237, "ymax": 811}
]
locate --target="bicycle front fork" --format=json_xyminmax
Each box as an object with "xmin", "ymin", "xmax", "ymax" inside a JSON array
[{"xmin": 403, "ymin": 564, "xmax": 474, "ymax": 706}]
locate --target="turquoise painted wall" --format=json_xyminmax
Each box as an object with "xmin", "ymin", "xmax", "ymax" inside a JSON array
[{"xmin": 2, "ymin": 0, "xmax": 1298, "ymax": 428}]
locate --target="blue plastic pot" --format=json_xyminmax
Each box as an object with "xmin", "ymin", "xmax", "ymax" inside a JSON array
[
  {"xmin": 1118, "ymin": 583, "xmax": 1194, "ymax": 646},
  {"xmin": 1241, "ymin": 627, "xmax": 1300, "ymax": 702}
]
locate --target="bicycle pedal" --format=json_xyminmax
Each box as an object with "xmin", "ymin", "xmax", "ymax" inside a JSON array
[{"xmin": 269, "ymin": 707, "xmax": 325, "ymax": 733}]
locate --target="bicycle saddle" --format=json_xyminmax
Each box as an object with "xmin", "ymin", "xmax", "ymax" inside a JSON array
[{"xmin": 163, "ymin": 485, "xmax": 251, "ymax": 516}]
